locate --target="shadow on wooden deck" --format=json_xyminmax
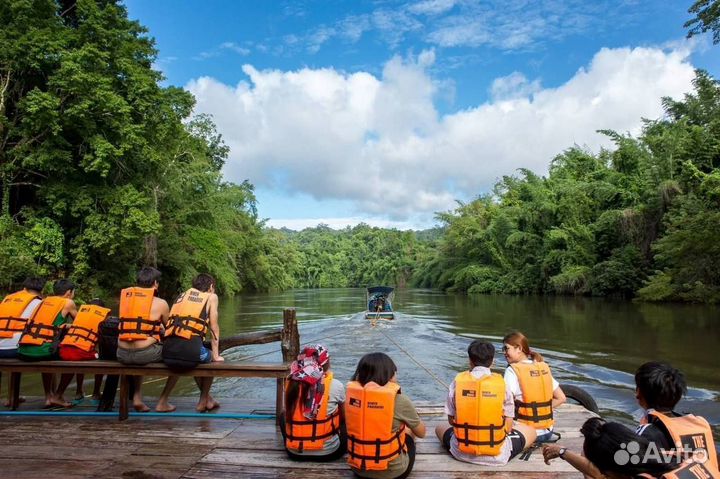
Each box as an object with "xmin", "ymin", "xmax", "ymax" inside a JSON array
[{"xmin": 0, "ymin": 399, "xmax": 594, "ymax": 478}]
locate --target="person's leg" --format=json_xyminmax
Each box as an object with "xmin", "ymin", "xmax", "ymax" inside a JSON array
[
  {"xmin": 74, "ymin": 374, "xmax": 84, "ymax": 400},
  {"xmin": 43, "ymin": 373, "xmax": 71, "ymax": 407},
  {"xmin": 155, "ymin": 375, "xmax": 178, "ymax": 412},
  {"xmin": 97, "ymin": 375, "xmax": 119, "ymax": 411},
  {"xmin": 513, "ymin": 423, "xmax": 537, "ymax": 451},
  {"xmin": 195, "ymin": 345, "xmax": 217, "ymax": 411},
  {"xmin": 54, "ymin": 373, "xmax": 75, "ymax": 405},
  {"xmin": 131, "ymin": 375, "xmax": 149, "ymax": 412},
  {"xmin": 435, "ymin": 424, "xmax": 451, "ymax": 443},
  {"xmin": 196, "ymin": 377, "xmax": 217, "ymax": 412},
  {"xmin": 394, "ymin": 435, "xmax": 416, "ymax": 479},
  {"xmin": 92, "ymin": 375, "xmax": 103, "ymax": 400}
]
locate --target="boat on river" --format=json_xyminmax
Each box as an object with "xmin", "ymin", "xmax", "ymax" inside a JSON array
[{"xmin": 365, "ymin": 286, "xmax": 395, "ymax": 320}]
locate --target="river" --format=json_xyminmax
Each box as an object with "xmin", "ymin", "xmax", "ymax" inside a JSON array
[
  {"xmin": 207, "ymin": 288, "xmax": 720, "ymax": 433},
  {"xmin": 13, "ymin": 288, "xmax": 720, "ymax": 436}
]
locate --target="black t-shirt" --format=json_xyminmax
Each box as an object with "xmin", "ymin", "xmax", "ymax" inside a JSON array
[{"xmin": 636, "ymin": 411, "xmax": 681, "ymax": 450}]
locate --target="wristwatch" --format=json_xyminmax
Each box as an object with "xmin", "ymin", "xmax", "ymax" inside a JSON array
[{"xmin": 558, "ymin": 447, "xmax": 567, "ymax": 459}]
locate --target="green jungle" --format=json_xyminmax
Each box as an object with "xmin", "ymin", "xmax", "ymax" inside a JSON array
[{"xmin": 1, "ymin": 0, "xmax": 719, "ymax": 303}]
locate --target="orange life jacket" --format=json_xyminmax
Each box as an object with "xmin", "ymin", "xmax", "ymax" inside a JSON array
[
  {"xmin": 510, "ymin": 361, "xmax": 555, "ymax": 429},
  {"xmin": 345, "ymin": 381, "xmax": 406, "ymax": 471},
  {"xmin": 451, "ymin": 371, "xmax": 507, "ymax": 456},
  {"xmin": 284, "ymin": 371, "xmax": 342, "ymax": 452},
  {"xmin": 639, "ymin": 460, "xmax": 720, "ymax": 479},
  {"xmin": 0, "ymin": 290, "xmax": 41, "ymax": 338},
  {"xmin": 19, "ymin": 296, "xmax": 68, "ymax": 346},
  {"xmin": 646, "ymin": 411, "xmax": 719, "ymax": 474},
  {"xmin": 60, "ymin": 305, "xmax": 111, "ymax": 352},
  {"xmin": 164, "ymin": 288, "xmax": 211, "ymax": 340},
  {"xmin": 118, "ymin": 287, "xmax": 162, "ymax": 342}
]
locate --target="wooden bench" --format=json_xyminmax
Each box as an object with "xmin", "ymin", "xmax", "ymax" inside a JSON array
[
  {"xmin": 0, "ymin": 308, "xmax": 301, "ymax": 422},
  {"xmin": 0, "ymin": 359, "xmax": 290, "ymax": 420}
]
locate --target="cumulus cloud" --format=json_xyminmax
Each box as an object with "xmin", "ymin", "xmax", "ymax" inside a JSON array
[{"xmin": 186, "ymin": 45, "xmax": 696, "ymax": 221}]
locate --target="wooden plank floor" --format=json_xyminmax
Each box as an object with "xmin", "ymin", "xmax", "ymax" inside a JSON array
[{"xmin": 0, "ymin": 399, "xmax": 594, "ymax": 478}]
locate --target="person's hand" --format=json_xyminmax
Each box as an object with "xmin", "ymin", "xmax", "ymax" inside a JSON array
[
  {"xmin": 543, "ymin": 444, "xmax": 562, "ymax": 465},
  {"xmin": 213, "ymin": 355, "xmax": 225, "ymax": 362}
]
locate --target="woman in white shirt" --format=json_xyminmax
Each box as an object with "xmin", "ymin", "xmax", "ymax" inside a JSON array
[{"xmin": 502, "ymin": 331, "xmax": 566, "ymax": 442}]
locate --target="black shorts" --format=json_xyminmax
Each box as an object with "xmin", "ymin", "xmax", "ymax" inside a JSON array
[
  {"xmin": 162, "ymin": 336, "xmax": 203, "ymax": 371},
  {"xmin": 442, "ymin": 428, "xmax": 527, "ymax": 460}
]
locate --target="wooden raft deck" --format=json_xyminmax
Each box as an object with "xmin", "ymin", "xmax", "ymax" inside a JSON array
[{"xmin": 0, "ymin": 399, "xmax": 595, "ymax": 478}]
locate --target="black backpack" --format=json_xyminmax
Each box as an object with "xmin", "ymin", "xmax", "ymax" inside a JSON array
[{"xmin": 98, "ymin": 315, "xmax": 120, "ymax": 360}]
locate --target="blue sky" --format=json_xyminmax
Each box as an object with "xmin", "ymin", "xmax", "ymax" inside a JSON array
[{"xmin": 125, "ymin": 0, "xmax": 719, "ymax": 230}]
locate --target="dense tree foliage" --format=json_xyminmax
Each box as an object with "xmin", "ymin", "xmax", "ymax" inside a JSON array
[
  {"xmin": 275, "ymin": 224, "xmax": 434, "ymax": 289},
  {"xmin": 686, "ymin": 0, "xmax": 720, "ymax": 44},
  {"xmin": 0, "ymin": 0, "xmax": 289, "ymax": 297},
  {"xmin": 413, "ymin": 71, "xmax": 720, "ymax": 302}
]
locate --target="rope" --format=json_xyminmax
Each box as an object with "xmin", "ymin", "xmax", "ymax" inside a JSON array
[{"xmin": 376, "ymin": 326, "xmax": 449, "ymax": 390}]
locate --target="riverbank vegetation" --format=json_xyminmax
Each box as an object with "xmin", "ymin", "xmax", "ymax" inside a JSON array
[{"xmin": 0, "ymin": 0, "xmax": 291, "ymax": 297}]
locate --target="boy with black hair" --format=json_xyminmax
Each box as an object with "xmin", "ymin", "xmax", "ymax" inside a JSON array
[
  {"xmin": 0, "ymin": 277, "xmax": 45, "ymax": 406},
  {"xmin": 435, "ymin": 339, "xmax": 537, "ymax": 466},
  {"xmin": 635, "ymin": 361, "xmax": 718, "ymax": 473},
  {"xmin": 161, "ymin": 273, "xmax": 224, "ymax": 412},
  {"xmin": 117, "ymin": 266, "xmax": 177, "ymax": 413},
  {"xmin": 18, "ymin": 278, "xmax": 78, "ymax": 407}
]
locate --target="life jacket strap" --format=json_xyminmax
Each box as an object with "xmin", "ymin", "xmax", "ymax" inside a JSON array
[
  {"xmin": 168, "ymin": 315, "xmax": 208, "ymax": 338},
  {"xmin": 516, "ymin": 399, "xmax": 554, "ymax": 422},
  {"xmin": 119, "ymin": 317, "xmax": 162, "ymax": 336},
  {"xmin": 0, "ymin": 317, "xmax": 26, "ymax": 331},
  {"xmin": 451, "ymin": 421, "xmax": 507, "ymax": 447},
  {"xmin": 23, "ymin": 323, "xmax": 59, "ymax": 341},
  {"xmin": 285, "ymin": 410, "xmax": 340, "ymax": 441},
  {"xmin": 347, "ymin": 424, "xmax": 406, "ymax": 464},
  {"xmin": 66, "ymin": 326, "xmax": 99, "ymax": 344}
]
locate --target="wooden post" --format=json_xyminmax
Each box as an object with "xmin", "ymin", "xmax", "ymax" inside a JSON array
[
  {"xmin": 278, "ymin": 308, "xmax": 299, "ymax": 426},
  {"xmin": 119, "ymin": 375, "xmax": 129, "ymax": 421},
  {"xmin": 9, "ymin": 372, "xmax": 20, "ymax": 410},
  {"xmin": 281, "ymin": 308, "xmax": 299, "ymax": 364}
]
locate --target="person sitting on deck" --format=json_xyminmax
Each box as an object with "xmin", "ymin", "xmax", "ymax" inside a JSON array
[
  {"xmin": 634, "ymin": 361, "xmax": 719, "ymax": 473},
  {"xmin": 117, "ymin": 266, "xmax": 176, "ymax": 413},
  {"xmin": 543, "ymin": 417, "xmax": 718, "ymax": 479},
  {"xmin": 279, "ymin": 344, "xmax": 346, "ymax": 462},
  {"xmin": 17, "ymin": 278, "xmax": 78, "ymax": 408},
  {"xmin": 161, "ymin": 273, "xmax": 224, "ymax": 412},
  {"xmin": 55, "ymin": 298, "xmax": 112, "ymax": 403},
  {"xmin": 345, "ymin": 352, "xmax": 426, "ymax": 479},
  {"xmin": 502, "ymin": 331, "xmax": 566, "ymax": 442},
  {"xmin": 0, "ymin": 277, "xmax": 45, "ymax": 406},
  {"xmin": 436, "ymin": 339, "xmax": 537, "ymax": 466}
]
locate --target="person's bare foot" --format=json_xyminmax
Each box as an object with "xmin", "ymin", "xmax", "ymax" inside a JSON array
[
  {"xmin": 4, "ymin": 396, "xmax": 25, "ymax": 407},
  {"xmin": 155, "ymin": 403, "xmax": 176, "ymax": 413},
  {"xmin": 133, "ymin": 402, "xmax": 151, "ymax": 413},
  {"xmin": 195, "ymin": 399, "xmax": 207, "ymax": 412},
  {"xmin": 205, "ymin": 398, "xmax": 220, "ymax": 411},
  {"xmin": 48, "ymin": 396, "xmax": 72, "ymax": 408}
]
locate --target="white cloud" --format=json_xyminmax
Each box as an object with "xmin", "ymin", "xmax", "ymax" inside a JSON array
[
  {"xmin": 220, "ymin": 42, "xmax": 251, "ymax": 56},
  {"xmin": 408, "ymin": 0, "xmax": 457, "ymax": 16},
  {"xmin": 186, "ymin": 45, "xmax": 696, "ymax": 222},
  {"xmin": 490, "ymin": 72, "xmax": 542, "ymax": 101}
]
